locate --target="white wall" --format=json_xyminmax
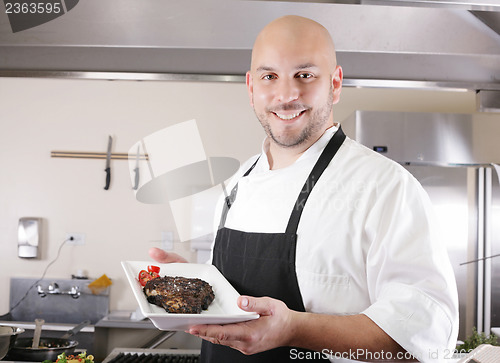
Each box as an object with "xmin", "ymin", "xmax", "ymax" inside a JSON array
[{"xmin": 0, "ymin": 77, "xmax": 484, "ymax": 315}]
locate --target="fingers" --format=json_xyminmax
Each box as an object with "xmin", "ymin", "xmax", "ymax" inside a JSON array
[
  {"xmin": 148, "ymin": 247, "xmax": 188, "ymax": 263},
  {"xmin": 237, "ymin": 296, "xmax": 275, "ymax": 316},
  {"xmin": 189, "ymin": 323, "xmax": 254, "ymax": 354},
  {"xmin": 186, "ymin": 297, "xmax": 292, "ymax": 355}
]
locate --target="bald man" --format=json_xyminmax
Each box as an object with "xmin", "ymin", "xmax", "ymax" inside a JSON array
[{"xmin": 151, "ymin": 16, "xmax": 458, "ymax": 362}]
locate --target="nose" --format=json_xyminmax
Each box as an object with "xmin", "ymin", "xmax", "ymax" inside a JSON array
[{"xmin": 275, "ymin": 78, "xmax": 299, "ymax": 103}]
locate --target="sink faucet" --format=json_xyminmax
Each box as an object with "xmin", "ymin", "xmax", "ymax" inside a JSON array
[{"xmin": 37, "ymin": 282, "xmax": 80, "ymax": 299}]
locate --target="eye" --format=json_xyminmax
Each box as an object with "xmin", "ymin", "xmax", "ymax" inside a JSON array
[
  {"xmin": 297, "ymin": 73, "xmax": 314, "ymax": 79},
  {"xmin": 262, "ymin": 74, "xmax": 277, "ymax": 81}
]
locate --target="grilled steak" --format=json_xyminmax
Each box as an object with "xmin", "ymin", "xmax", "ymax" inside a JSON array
[{"xmin": 143, "ymin": 276, "xmax": 215, "ymax": 314}]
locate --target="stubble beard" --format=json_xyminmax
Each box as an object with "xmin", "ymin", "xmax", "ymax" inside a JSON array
[{"xmin": 255, "ymin": 87, "xmax": 334, "ymax": 149}]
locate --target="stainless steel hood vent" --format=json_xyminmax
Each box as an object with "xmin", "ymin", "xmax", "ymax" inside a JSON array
[
  {"xmin": 1, "ymin": 0, "xmax": 500, "ymax": 91},
  {"xmin": 342, "ymin": 111, "xmax": 500, "ymax": 166}
]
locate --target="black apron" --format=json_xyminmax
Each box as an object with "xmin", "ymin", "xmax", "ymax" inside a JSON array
[{"xmin": 202, "ymin": 127, "xmax": 346, "ymax": 362}]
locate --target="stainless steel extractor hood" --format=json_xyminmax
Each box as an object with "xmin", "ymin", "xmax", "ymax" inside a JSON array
[
  {"xmin": 1, "ymin": 0, "xmax": 500, "ymax": 92},
  {"xmin": 342, "ymin": 111, "xmax": 500, "ymax": 166}
]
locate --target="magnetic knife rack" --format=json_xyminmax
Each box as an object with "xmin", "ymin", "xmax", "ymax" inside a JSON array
[{"xmin": 51, "ymin": 151, "xmax": 149, "ymax": 160}]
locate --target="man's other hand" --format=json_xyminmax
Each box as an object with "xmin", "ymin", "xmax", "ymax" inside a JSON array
[{"xmin": 149, "ymin": 247, "xmax": 188, "ymax": 263}]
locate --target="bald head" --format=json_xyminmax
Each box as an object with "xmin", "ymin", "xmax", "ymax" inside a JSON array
[{"xmin": 251, "ymin": 15, "xmax": 337, "ymax": 72}]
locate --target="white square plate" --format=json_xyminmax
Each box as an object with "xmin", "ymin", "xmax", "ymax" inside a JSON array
[{"xmin": 122, "ymin": 261, "xmax": 259, "ymax": 331}]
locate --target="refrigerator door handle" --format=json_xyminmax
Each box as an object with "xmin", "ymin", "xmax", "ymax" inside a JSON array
[{"xmin": 483, "ymin": 167, "xmax": 492, "ymax": 335}]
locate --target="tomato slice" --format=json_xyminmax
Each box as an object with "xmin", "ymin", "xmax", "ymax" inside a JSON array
[
  {"xmin": 147, "ymin": 265, "xmax": 160, "ymax": 274},
  {"xmin": 138, "ymin": 270, "xmax": 149, "ymax": 286},
  {"xmin": 138, "ymin": 269, "xmax": 160, "ymax": 286}
]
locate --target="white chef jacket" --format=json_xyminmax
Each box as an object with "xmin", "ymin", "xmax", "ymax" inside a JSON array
[{"xmin": 211, "ymin": 125, "xmax": 459, "ymax": 362}]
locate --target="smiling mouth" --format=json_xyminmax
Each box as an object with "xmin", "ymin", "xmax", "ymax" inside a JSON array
[{"xmin": 273, "ymin": 110, "xmax": 306, "ymax": 120}]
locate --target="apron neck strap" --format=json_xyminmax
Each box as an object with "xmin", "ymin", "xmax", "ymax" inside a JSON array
[
  {"xmin": 218, "ymin": 156, "xmax": 260, "ymax": 229},
  {"xmin": 285, "ymin": 126, "xmax": 346, "ymax": 235}
]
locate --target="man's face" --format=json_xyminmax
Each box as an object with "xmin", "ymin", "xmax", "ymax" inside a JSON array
[{"xmin": 246, "ymin": 31, "xmax": 342, "ymax": 149}]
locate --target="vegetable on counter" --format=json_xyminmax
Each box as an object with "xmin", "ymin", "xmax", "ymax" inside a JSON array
[
  {"xmin": 42, "ymin": 352, "xmax": 94, "ymax": 363},
  {"xmin": 87, "ymin": 274, "xmax": 112, "ymax": 295},
  {"xmin": 456, "ymin": 327, "xmax": 499, "ymax": 352}
]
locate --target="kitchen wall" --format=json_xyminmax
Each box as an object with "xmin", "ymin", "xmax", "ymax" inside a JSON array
[{"xmin": 0, "ymin": 76, "xmax": 488, "ymax": 316}]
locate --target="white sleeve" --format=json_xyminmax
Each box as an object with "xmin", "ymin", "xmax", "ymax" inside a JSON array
[{"xmin": 361, "ymin": 168, "xmax": 459, "ymax": 362}]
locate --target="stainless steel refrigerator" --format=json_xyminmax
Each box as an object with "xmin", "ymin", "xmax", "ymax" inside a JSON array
[{"xmin": 343, "ymin": 111, "xmax": 500, "ymax": 341}]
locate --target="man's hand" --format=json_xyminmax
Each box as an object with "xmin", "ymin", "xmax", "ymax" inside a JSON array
[
  {"xmin": 187, "ymin": 296, "xmax": 296, "ymax": 355},
  {"xmin": 187, "ymin": 295, "xmax": 408, "ymax": 360},
  {"xmin": 148, "ymin": 247, "xmax": 188, "ymax": 263}
]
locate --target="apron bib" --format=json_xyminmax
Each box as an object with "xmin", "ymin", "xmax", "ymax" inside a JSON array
[{"xmin": 202, "ymin": 127, "xmax": 346, "ymax": 362}]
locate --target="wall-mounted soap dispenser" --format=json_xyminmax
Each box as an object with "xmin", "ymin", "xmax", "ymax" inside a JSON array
[{"xmin": 18, "ymin": 217, "xmax": 42, "ymax": 259}]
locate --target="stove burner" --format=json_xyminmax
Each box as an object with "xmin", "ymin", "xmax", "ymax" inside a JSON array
[{"xmin": 107, "ymin": 352, "xmax": 199, "ymax": 363}]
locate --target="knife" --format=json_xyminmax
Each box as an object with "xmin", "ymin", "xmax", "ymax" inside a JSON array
[
  {"xmin": 104, "ymin": 135, "xmax": 112, "ymax": 190},
  {"xmin": 133, "ymin": 145, "xmax": 140, "ymax": 190}
]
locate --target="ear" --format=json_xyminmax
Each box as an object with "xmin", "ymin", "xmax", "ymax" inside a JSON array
[
  {"xmin": 246, "ymin": 71, "xmax": 254, "ymax": 107},
  {"xmin": 332, "ymin": 65, "xmax": 343, "ymax": 105}
]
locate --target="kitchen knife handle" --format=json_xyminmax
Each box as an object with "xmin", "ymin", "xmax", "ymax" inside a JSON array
[
  {"xmin": 104, "ymin": 167, "xmax": 111, "ymax": 190},
  {"xmin": 133, "ymin": 167, "xmax": 139, "ymax": 190}
]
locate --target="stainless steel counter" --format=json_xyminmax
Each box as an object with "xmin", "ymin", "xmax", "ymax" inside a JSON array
[
  {"xmin": 0, "ymin": 321, "xmax": 94, "ymax": 333},
  {"xmin": 95, "ymin": 311, "xmax": 155, "ymax": 330}
]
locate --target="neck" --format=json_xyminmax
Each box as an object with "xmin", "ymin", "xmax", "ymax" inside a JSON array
[
  {"xmin": 266, "ymin": 123, "xmax": 338, "ymax": 170},
  {"xmin": 266, "ymin": 143, "xmax": 307, "ymax": 170}
]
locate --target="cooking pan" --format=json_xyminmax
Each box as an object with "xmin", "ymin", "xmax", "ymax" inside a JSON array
[
  {"xmin": 0, "ymin": 326, "xmax": 25, "ymax": 360},
  {"xmin": 6, "ymin": 320, "xmax": 90, "ymax": 362}
]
